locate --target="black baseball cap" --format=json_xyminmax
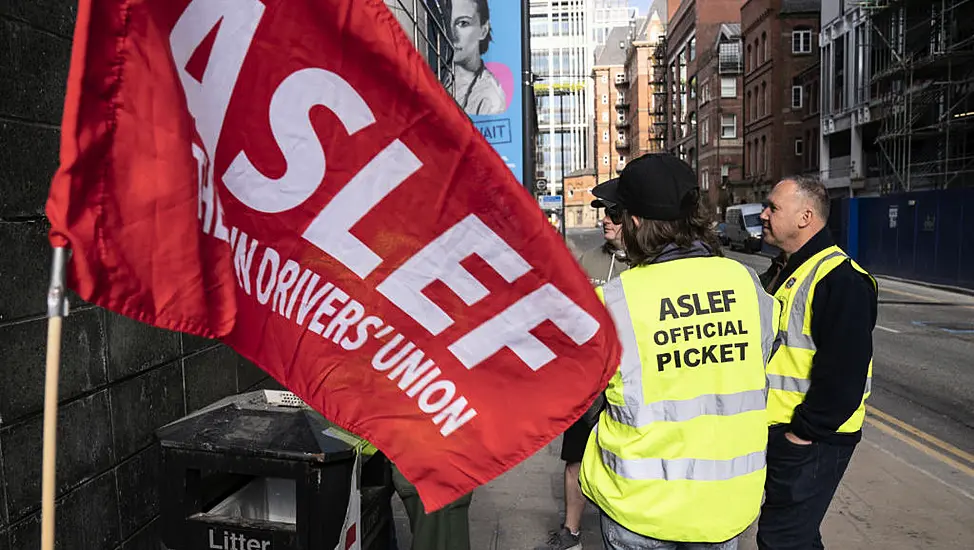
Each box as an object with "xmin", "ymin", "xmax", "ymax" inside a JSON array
[
  {"xmin": 594, "ymin": 153, "xmax": 699, "ymax": 221},
  {"xmin": 590, "ymin": 178, "xmax": 619, "ymax": 209}
]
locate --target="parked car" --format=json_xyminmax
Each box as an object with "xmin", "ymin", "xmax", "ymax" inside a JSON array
[
  {"xmin": 725, "ymin": 203, "xmax": 765, "ymax": 253},
  {"xmin": 716, "ymin": 222, "xmax": 729, "ymax": 246}
]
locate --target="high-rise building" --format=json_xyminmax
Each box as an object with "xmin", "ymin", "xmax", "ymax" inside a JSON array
[
  {"xmin": 594, "ymin": 26, "xmax": 634, "ymax": 185},
  {"xmin": 530, "ymin": 0, "xmax": 638, "ymax": 196},
  {"xmin": 663, "ymin": 1, "xmax": 746, "ymax": 213},
  {"xmin": 741, "ymin": 0, "xmax": 821, "ymax": 203},
  {"xmin": 624, "ymin": 12, "xmax": 667, "ymax": 161}
]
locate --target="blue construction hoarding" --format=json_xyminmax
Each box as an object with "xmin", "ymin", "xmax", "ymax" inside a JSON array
[{"xmin": 831, "ymin": 189, "xmax": 974, "ymax": 290}]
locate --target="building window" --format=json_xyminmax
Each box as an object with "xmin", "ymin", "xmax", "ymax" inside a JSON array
[
  {"xmin": 793, "ymin": 29, "xmax": 813, "ymax": 54},
  {"xmin": 761, "ymin": 136, "xmax": 768, "ymax": 173},
  {"xmin": 721, "ymin": 164, "xmax": 730, "ymax": 182},
  {"xmin": 747, "ymin": 44, "xmax": 753, "ymax": 72},
  {"xmin": 761, "ymin": 32, "xmax": 768, "ymax": 63},
  {"xmin": 603, "ymin": 130, "xmax": 609, "ymax": 142},
  {"xmin": 759, "ymin": 82, "xmax": 766, "ymax": 117},
  {"xmin": 701, "ymin": 170, "xmax": 709, "ymax": 191},
  {"xmin": 689, "ymin": 37, "xmax": 697, "ymax": 61},
  {"xmin": 720, "ymin": 77, "xmax": 737, "ymax": 98},
  {"xmin": 721, "ymin": 114, "xmax": 737, "ymax": 138},
  {"xmin": 602, "ymin": 154, "xmax": 609, "ymax": 166},
  {"xmin": 601, "ymin": 74, "xmax": 608, "ymax": 84},
  {"xmin": 602, "ymin": 111, "xmax": 609, "ymax": 122},
  {"xmin": 689, "ymin": 76, "xmax": 697, "ymax": 100},
  {"xmin": 792, "ymin": 85, "xmax": 803, "ymax": 108},
  {"xmin": 795, "ymin": 138, "xmax": 804, "ymax": 156},
  {"xmin": 601, "ymin": 94, "xmax": 608, "ymax": 105},
  {"xmin": 701, "ymin": 116, "xmax": 710, "ymax": 144}
]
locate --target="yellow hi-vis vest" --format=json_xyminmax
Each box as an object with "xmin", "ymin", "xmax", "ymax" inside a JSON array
[
  {"xmin": 766, "ymin": 245, "xmax": 876, "ymax": 432},
  {"xmin": 580, "ymin": 256, "xmax": 781, "ymax": 543}
]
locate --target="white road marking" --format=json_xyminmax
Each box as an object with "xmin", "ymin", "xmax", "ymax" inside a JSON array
[{"xmin": 876, "ymin": 325, "xmax": 900, "ymax": 333}]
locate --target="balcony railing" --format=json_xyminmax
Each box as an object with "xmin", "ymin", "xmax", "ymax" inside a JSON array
[
  {"xmin": 616, "ymin": 99, "xmax": 630, "ymax": 108},
  {"xmin": 719, "ymin": 60, "xmax": 743, "ymax": 74},
  {"xmin": 615, "ymin": 139, "xmax": 628, "ymax": 149},
  {"xmin": 615, "ymin": 118, "xmax": 630, "ymax": 128}
]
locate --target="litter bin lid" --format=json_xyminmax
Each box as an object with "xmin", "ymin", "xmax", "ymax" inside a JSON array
[{"xmin": 156, "ymin": 390, "xmax": 363, "ymax": 464}]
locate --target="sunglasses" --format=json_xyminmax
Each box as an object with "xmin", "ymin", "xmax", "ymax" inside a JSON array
[{"xmin": 605, "ymin": 207, "xmax": 624, "ymax": 224}]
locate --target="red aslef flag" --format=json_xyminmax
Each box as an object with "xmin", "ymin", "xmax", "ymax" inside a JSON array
[{"xmin": 46, "ymin": 0, "xmax": 620, "ymax": 510}]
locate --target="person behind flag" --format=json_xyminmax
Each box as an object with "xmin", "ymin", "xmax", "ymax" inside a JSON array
[
  {"xmin": 535, "ymin": 182, "xmax": 628, "ymax": 550},
  {"xmin": 579, "ymin": 153, "xmax": 781, "ymax": 549},
  {"xmin": 390, "ymin": 464, "xmax": 472, "ymax": 550}
]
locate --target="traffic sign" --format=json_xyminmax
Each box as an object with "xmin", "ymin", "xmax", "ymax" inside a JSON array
[
  {"xmin": 538, "ymin": 195, "xmax": 562, "ymax": 211},
  {"xmin": 535, "ymin": 179, "xmax": 548, "ymax": 192}
]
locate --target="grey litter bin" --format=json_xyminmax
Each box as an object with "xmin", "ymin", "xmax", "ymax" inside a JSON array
[{"xmin": 156, "ymin": 390, "xmax": 393, "ymax": 550}]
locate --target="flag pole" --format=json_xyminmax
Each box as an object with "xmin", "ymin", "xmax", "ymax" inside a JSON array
[{"xmin": 41, "ymin": 246, "xmax": 69, "ymax": 550}]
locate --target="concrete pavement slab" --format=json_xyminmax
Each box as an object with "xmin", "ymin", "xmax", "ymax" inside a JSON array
[{"xmin": 393, "ymin": 427, "xmax": 974, "ymax": 549}]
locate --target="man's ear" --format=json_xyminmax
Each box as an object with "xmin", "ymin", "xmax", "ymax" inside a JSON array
[{"xmin": 797, "ymin": 207, "xmax": 813, "ymax": 229}]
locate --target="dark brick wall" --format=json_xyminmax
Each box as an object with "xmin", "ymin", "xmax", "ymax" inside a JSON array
[{"xmin": 0, "ymin": 3, "xmax": 274, "ymax": 548}]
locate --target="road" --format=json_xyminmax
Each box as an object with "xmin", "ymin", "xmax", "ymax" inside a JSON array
[{"xmin": 567, "ymin": 228, "xmax": 974, "ymax": 488}]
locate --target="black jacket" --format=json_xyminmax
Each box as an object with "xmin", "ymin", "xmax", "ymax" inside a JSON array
[{"xmin": 762, "ymin": 229, "xmax": 878, "ymax": 445}]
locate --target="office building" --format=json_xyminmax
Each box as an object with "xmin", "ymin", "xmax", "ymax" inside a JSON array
[
  {"xmin": 530, "ymin": 0, "xmax": 637, "ymax": 194},
  {"xmin": 741, "ymin": 0, "xmax": 821, "ymax": 202}
]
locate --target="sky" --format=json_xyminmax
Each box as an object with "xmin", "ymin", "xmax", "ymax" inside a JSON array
[{"xmin": 630, "ymin": 0, "xmax": 653, "ymax": 16}]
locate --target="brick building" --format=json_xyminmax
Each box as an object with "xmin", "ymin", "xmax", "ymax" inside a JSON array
[
  {"xmin": 563, "ymin": 168, "xmax": 600, "ymax": 228},
  {"xmin": 741, "ymin": 0, "xmax": 821, "ymax": 202},
  {"xmin": 664, "ymin": 0, "xmax": 746, "ymax": 212},
  {"xmin": 593, "ymin": 26, "xmax": 633, "ymax": 185},
  {"xmin": 624, "ymin": 12, "xmax": 667, "ymax": 161}
]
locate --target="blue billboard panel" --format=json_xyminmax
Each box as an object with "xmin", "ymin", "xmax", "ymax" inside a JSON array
[{"xmin": 444, "ymin": 0, "xmax": 524, "ymax": 182}]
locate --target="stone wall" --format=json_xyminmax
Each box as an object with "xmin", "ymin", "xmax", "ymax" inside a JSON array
[{"xmin": 0, "ymin": 3, "xmax": 271, "ymax": 548}]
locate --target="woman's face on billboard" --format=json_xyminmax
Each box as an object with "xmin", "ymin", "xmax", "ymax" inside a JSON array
[{"xmin": 451, "ymin": 0, "xmax": 488, "ymax": 69}]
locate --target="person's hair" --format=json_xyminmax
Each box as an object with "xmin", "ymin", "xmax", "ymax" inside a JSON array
[
  {"xmin": 620, "ymin": 193, "xmax": 723, "ymax": 267},
  {"xmin": 443, "ymin": 0, "xmax": 493, "ymax": 55},
  {"xmin": 474, "ymin": 0, "xmax": 492, "ymax": 54},
  {"xmin": 786, "ymin": 174, "xmax": 830, "ymax": 222}
]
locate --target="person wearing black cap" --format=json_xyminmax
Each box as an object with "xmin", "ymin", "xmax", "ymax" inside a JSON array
[
  {"xmin": 578, "ymin": 153, "xmax": 780, "ymax": 549},
  {"xmin": 535, "ymin": 179, "xmax": 628, "ymax": 550}
]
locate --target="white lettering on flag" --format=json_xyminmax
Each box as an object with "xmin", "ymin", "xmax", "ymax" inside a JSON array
[
  {"xmin": 377, "ymin": 214, "xmax": 532, "ymax": 335},
  {"xmin": 449, "ymin": 284, "xmax": 600, "ymax": 371}
]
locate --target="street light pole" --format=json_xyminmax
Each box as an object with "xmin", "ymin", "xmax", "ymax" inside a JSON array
[{"xmin": 560, "ymin": 91, "xmax": 567, "ymax": 239}]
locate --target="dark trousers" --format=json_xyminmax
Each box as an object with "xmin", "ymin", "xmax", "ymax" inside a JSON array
[
  {"xmin": 391, "ymin": 464, "xmax": 472, "ymax": 550},
  {"xmin": 757, "ymin": 426, "xmax": 855, "ymax": 550}
]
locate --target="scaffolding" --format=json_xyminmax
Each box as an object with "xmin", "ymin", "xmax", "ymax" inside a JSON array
[{"xmin": 867, "ymin": 0, "xmax": 974, "ymax": 192}]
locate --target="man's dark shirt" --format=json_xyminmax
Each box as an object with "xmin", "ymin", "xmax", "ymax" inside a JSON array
[{"xmin": 766, "ymin": 229, "xmax": 878, "ymax": 445}]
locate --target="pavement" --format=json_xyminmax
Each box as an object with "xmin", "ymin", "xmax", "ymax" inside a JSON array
[{"xmin": 391, "ymin": 229, "xmax": 974, "ymax": 549}]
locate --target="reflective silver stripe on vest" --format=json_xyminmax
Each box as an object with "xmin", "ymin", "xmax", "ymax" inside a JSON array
[
  {"xmin": 767, "ymin": 374, "xmax": 811, "ymax": 393},
  {"xmin": 603, "ymin": 277, "xmax": 645, "ymax": 411},
  {"xmin": 601, "ymin": 446, "xmax": 766, "ymax": 481},
  {"xmin": 745, "ymin": 266, "xmax": 779, "ymax": 364},
  {"xmin": 607, "ymin": 389, "xmax": 767, "ymax": 427},
  {"xmin": 782, "ymin": 251, "xmax": 846, "ymax": 350},
  {"xmin": 602, "ymin": 274, "xmax": 768, "ymax": 428},
  {"xmin": 768, "ymin": 374, "xmax": 873, "ymax": 395}
]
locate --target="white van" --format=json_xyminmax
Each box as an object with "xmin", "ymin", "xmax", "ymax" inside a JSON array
[{"xmin": 725, "ymin": 203, "xmax": 765, "ymax": 253}]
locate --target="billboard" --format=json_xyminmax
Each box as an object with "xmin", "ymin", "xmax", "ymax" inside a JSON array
[{"xmin": 442, "ymin": 0, "xmax": 525, "ymax": 182}]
